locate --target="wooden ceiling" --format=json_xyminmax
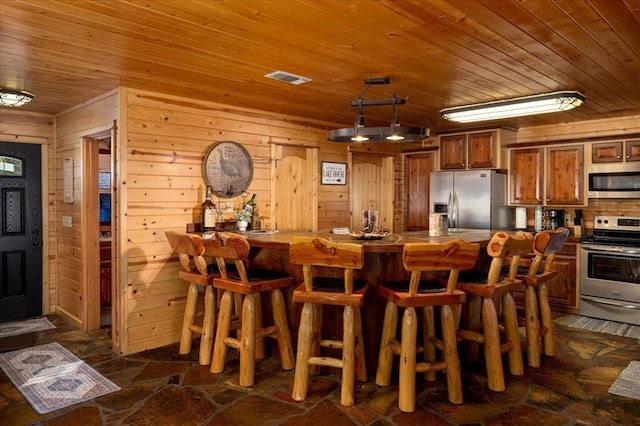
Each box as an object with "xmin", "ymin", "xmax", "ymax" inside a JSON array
[{"xmin": 1, "ymin": 0, "xmax": 639, "ymax": 133}]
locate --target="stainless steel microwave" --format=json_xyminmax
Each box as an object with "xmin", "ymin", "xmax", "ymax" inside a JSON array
[{"xmin": 587, "ymin": 163, "xmax": 640, "ymax": 199}]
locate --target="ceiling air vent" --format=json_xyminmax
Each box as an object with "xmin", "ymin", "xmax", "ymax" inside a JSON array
[{"xmin": 264, "ymin": 71, "xmax": 311, "ymax": 85}]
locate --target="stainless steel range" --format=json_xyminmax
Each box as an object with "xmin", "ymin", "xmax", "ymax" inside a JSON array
[{"xmin": 579, "ymin": 215, "xmax": 640, "ymax": 325}]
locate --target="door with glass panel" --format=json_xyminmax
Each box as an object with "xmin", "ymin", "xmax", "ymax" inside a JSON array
[{"xmin": 0, "ymin": 142, "xmax": 43, "ymax": 321}]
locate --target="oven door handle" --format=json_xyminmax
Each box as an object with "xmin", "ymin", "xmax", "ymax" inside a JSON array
[
  {"xmin": 581, "ymin": 244, "xmax": 640, "ymax": 255},
  {"xmin": 580, "ymin": 295, "xmax": 640, "ymax": 310}
]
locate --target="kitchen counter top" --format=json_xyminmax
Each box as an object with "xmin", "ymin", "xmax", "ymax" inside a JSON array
[{"xmin": 241, "ymin": 229, "xmax": 502, "ymax": 252}]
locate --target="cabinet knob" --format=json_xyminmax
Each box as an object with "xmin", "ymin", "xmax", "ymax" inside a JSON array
[
  {"xmin": 617, "ymin": 155, "xmax": 622, "ymax": 159},
  {"xmin": 626, "ymin": 155, "xmax": 630, "ymax": 159}
]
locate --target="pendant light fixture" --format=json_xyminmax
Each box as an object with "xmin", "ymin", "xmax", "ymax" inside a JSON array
[
  {"xmin": 327, "ymin": 78, "xmax": 430, "ymax": 143},
  {"xmin": 440, "ymin": 91, "xmax": 585, "ymax": 123},
  {"xmin": 0, "ymin": 89, "xmax": 35, "ymax": 107}
]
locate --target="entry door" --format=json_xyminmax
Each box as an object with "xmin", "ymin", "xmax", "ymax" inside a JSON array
[{"xmin": 0, "ymin": 142, "xmax": 43, "ymax": 321}]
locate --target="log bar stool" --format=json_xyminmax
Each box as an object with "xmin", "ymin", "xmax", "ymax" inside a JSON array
[
  {"xmin": 289, "ymin": 236, "xmax": 368, "ymax": 407},
  {"xmin": 456, "ymin": 231, "xmax": 533, "ymax": 393},
  {"xmin": 375, "ymin": 239, "xmax": 480, "ymax": 413},
  {"xmin": 165, "ymin": 231, "xmax": 218, "ymax": 365},
  {"xmin": 209, "ymin": 232, "xmax": 295, "ymax": 387},
  {"xmin": 518, "ymin": 227, "xmax": 570, "ymax": 367}
]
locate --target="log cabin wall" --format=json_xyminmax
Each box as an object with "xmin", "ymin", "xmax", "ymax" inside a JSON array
[
  {"xmin": 0, "ymin": 110, "xmax": 55, "ymax": 314},
  {"xmin": 513, "ymin": 114, "xmax": 640, "ymax": 230},
  {"xmin": 54, "ymin": 91, "xmax": 119, "ymax": 330},
  {"xmin": 121, "ymin": 88, "xmax": 352, "ymax": 354}
]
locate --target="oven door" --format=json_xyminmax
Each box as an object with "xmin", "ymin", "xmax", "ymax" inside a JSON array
[{"xmin": 579, "ymin": 244, "xmax": 640, "ymax": 325}]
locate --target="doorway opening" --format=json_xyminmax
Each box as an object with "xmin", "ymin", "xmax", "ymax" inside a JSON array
[{"xmin": 97, "ymin": 137, "xmax": 112, "ymax": 326}]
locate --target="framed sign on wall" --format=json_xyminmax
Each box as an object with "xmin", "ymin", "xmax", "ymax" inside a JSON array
[
  {"xmin": 321, "ymin": 162, "xmax": 347, "ymax": 185},
  {"xmin": 203, "ymin": 141, "xmax": 253, "ymax": 198}
]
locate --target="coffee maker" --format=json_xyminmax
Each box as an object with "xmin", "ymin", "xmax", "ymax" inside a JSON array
[{"xmin": 544, "ymin": 209, "xmax": 565, "ymax": 230}]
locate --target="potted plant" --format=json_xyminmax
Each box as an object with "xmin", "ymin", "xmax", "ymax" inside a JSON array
[{"xmin": 234, "ymin": 210, "xmax": 252, "ymax": 232}]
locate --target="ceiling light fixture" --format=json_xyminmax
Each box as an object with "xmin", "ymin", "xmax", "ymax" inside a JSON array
[
  {"xmin": 440, "ymin": 91, "xmax": 585, "ymax": 123},
  {"xmin": 327, "ymin": 78, "xmax": 430, "ymax": 143},
  {"xmin": 0, "ymin": 89, "xmax": 35, "ymax": 107}
]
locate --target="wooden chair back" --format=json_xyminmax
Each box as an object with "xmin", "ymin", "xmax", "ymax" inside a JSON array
[
  {"xmin": 527, "ymin": 228, "xmax": 570, "ymax": 276},
  {"xmin": 201, "ymin": 231, "xmax": 250, "ymax": 281},
  {"xmin": 485, "ymin": 231, "xmax": 534, "ymax": 286},
  {"xmin": 402, "ymin": 239, "xmax": 480, "ymax": 295},
  {"xmin": 165, "ymin": 230, "xmax": 207, "ymax": 274},
  {"xmin": 289, "ymin": 236, "xmax": 364, "ymax": 295}
]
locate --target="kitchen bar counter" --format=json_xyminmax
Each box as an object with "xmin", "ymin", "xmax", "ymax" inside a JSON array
[
  {"xmin": 240, "ymin": 229, "xmax": 502, "ymax": 375},
  {"xmin": 242, "ymin": 229, "xmax": 497, "ymax": 252}
]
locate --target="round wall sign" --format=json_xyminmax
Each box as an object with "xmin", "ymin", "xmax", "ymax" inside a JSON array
[{"xmin": 202, "ymin": 141, "xmax": 253, "ymax": 198}]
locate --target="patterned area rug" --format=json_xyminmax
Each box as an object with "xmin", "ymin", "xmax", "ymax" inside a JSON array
[
  {"xmin": 554, "ymin": 314, "xmax": 640, "ymax": 339},
  {"xmin": 609, "ymin": 361, "xmax": 640, "ymax": 400},
  {"xmin": 0, "ymin": 342, "xmax": 120, "ymax": 414},
  {"xmin": 0, "ymin": 317, "xmax": 55, "ymax": 338}
]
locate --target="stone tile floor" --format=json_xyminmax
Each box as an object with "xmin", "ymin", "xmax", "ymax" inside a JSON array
[{"xmin": 1, "ymin": 314, "xmax": 639, "ymax": 425}]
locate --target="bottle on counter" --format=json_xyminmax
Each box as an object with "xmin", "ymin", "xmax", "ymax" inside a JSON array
[
  {"xmin": 201, "ymin": 186, "xmax": 216, "ymax": 231},
  {"xmin": 251, "ymin": 205, "xmax": 261, "ymax": 230},
  {"xmin": 244, "ymin": 193, "xmax": 256, "ymax": 214}
]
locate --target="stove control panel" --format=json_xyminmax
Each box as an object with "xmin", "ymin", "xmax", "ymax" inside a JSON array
[{"xmin": 593, "ymin": 215, "xmax": 640, "ymax": 231}]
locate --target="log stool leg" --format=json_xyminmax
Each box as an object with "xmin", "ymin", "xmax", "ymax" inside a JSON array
[
  {"xmin": 375, "ymin": 301, "xmax": 398, "ymax": 386},
  {"xmin": 272, "ymin": 289, "xmax": 295, "ymax": 370},
  {"xmin": 442, "ymin": 305, "xmax": 463, "ymax": 404},
  {"xmin": 292, "ymin": 302, "xmax": 314, "ymax": 401},
  {"xmin": 525, "ymin": 285, "xmax": 542, "ymax": 367},
  {"xmin": 503, "ymin": 292, "xmax": 524, "ymax": 376},
  {"xmin": 309, "ymin": 304, "xmax": 322, "ymax": 375},
  {"xmin": 465, "ymin": 295, "xmax": 482, "ymax": 362},
  {"xmin": 354, "ymin": 306, "xmax": 368, "ymax": 383},
  {"xmin": 254, "ymin": 293, "xmax": 266, "ymax": 360},
  {"xmin": 399, "ymin": 306, "xmax": 417, "ymax": 413},
  {"xmin": 423, "ymin": 306, "xmax": 436, "ymax": 381},
  {"xmin": 179, "ymin": 282, "xmax": 199, "ymax": 356},
  {"xmin": 538, "ymin": 284, "xmax": 555, "ymax": 357},
  {"xmin": 341, "ymin": 305, "xmax": 356, "ymax": 407},
  {"xmin": 211, "ymin": 290, "xmax": 233, "ymax": 374},
  {"xmin": 199, "ymin": 285, "xmax": 216, "ymax": 365},
  {"xmin": 239, "ymin": 293, "xmax": 257, "ymax": 387},
  {"xmin": 482, "ymin": 297, "xmax": 505, "ymax": 392}
]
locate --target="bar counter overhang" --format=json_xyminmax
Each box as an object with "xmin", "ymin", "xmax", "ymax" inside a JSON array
[{"xmin": 239, "ymin": 229, "xmax": 499, "ymax": 375}]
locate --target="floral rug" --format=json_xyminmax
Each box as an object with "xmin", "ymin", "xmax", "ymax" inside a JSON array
[
  {"xmin": 609, "ymin": 361, "xmax": 640, "ymax": 400},
  {"xmin": 0, "ymin": 342, "xmax": 120, "ymax": 414},
  {"xmin": 0, "ymin": 317, "xmax": 55, "ymax": 339}
]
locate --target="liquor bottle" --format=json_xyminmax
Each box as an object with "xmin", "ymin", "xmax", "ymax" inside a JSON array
[
  {"xmin": 201, "ymin": 186, "xmax": 216, "ymax": 231},
  {"xmin": 251, "ymin": 205, "xmax": 261, "ymax": 230},
  {"xmin": 244, "ymin": 193, "xmax": 256, "ymax": 214}
]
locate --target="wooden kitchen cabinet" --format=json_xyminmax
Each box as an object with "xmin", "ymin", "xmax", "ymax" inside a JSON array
[
  {"xmin": 514, "ymin": 241, "xmax": 578, "ymax": 314},
  {"xmin": 510, "ymin": 148, "xmax": 544, "ymax": 205},
  {"xmin": 510, "ymin": 145, "xmax": 585, "ymax": 206},
  {"xmin": 439, "ymin": 128, "xmax": 513, "ymax": 170},
  {"xmin": 591, "ymin": 139, "xmax": 640, "ymax": 163},
  {"xmin": 625, "ymin": 140, "xmax": 640, "ymax": 161},
  {"xmin": 546, "ymin": 145, "xmax": 584, "ymax": 205},
  {"xmin": 592, "ymin": 141, "xmax": 623, "ymax": 163}
]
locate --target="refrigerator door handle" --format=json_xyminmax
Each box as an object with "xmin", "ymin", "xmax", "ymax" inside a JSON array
[
  {"xmin": 452, "ymin": 191, "xmax": 458, "ymax": 229},
  {"xmin": 447, "ymin": 191, "xmax": 453, "ymax": 228}
]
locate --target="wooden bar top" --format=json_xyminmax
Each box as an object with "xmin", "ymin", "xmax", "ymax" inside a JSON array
[{"xmin": 242, "ymin": 229, "xmax": 498, "ymax": 253}]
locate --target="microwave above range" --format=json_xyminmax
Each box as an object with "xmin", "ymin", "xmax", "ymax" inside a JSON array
[{"xmin": 587, "ymin": 163, "xmax": 640, "ymax": 199}]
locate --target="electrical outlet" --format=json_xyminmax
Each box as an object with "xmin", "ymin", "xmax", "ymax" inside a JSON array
[{"xmin": 62, "ymin": 216, "xmax": 72, "ymax": 227}]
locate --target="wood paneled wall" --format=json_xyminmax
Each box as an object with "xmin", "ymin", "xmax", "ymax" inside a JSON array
[
  {"xmin": 54, "ymin": 91, "xmax": 119, "ymax": 330},
  {"xmin": 121, "ymin": 88, "xmax": 356, "ymax": 354},
  {"xmin": 0, "ymin": 110, "xmax": 55, "ymax": 314}
]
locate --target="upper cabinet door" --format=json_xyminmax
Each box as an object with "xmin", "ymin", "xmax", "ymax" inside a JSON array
[
  {"xmin": 440, "ymin": 134, "xmax": 467, "ymax": 169},
  {"xmin": 592, "ymin": 141, "xmax": 623, "ymax": 163},
  {"xmin": 546, "ymin": 145, "xmax": 584, "ymax": 206},
  {"xmin": 467, "ymin": 131, "xmax": 497, "ymax": 169},
  {"xmin": 510, "ymin": 148, "xmax": 543, "ymax": 205},
  {"xmin": 626, "ymin": 140, "xmax": 640, "ymax": 161}
]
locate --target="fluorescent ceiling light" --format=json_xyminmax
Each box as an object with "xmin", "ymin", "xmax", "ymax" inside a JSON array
[
  {"xmin": 440, "ymin": 91, "xmax": 585, "ymax": 123},
  {"xmin": 0, "ymin": 89, "xmax": 34, "ymax": 107}
]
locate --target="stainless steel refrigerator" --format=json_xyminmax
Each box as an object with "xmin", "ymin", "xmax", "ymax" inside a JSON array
[{"xmin": 429, "ymin": 170, "xmax": 512, "ymax": 230}]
